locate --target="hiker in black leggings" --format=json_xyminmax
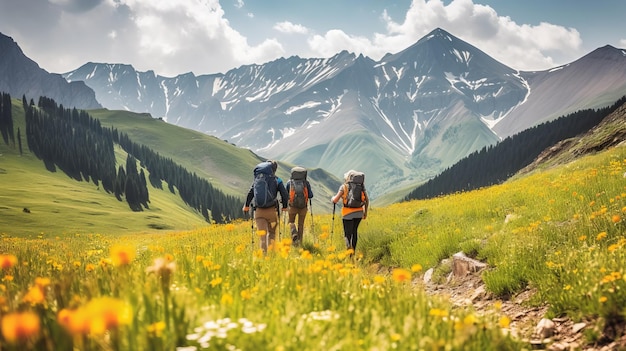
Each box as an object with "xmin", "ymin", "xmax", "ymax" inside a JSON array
[{"xmin": 331, "ymin": 170, "xmax": 369, "ymax": 254}]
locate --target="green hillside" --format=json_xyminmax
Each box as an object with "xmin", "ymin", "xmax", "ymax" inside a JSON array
[
  {"xmin": 89, "ymin": 108, "xmax": 340, "ymax": 212},
  {"xmin": 282, "ymin": 130, "xmax": 414, "ymax": 197},
  {"xmin": 0, "ymin": 99, "xmax": 339, "ymax": 236}
]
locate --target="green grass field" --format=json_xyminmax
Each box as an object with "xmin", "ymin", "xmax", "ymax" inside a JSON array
[
  {"xmin": 2, "ymin": 98, "xmax": 626, "ymax": 349},
  {"xmin": 0, "ymin": 148, "xmax": 208, "ymax": 237},
  {"xmin": 0, "ymin": 140, "xmax": 625, "ymax": 350},
  {"xmin": 0, "ymin": 100, "xmax": 342, "ymax": 236}
]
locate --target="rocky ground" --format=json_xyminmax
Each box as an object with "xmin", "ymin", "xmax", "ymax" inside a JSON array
[{"xmin": 421, "ymin": 258, "xmax": 626, "ymax": 351}]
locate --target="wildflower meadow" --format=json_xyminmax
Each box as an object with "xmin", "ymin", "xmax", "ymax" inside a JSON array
[{"xmin": 1, "ymin": 146, "xmax": 625, "ymax": 350}]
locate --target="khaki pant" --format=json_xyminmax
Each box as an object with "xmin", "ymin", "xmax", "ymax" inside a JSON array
[
  {"xmin": 254, "ymin": 207, "xmax": 278, "ymax": 253},
  {"xmin": 288, "ymin": 206, "xmax": 308, "ymax": 244}
]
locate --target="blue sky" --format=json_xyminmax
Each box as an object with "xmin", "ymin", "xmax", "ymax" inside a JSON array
[{"xmin": 0, "ymin": 0, "xmax": 624, "ymax": 77}]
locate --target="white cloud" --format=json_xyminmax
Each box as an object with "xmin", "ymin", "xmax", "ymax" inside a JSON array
[
  {"xmin": 308, "ymin": 30, "xmax": 373, "ymax": 58},
  {"xmin": 620, "ymin": 39, "xmax": 626, "ymax": 48},
  {"xmin": 116, "ymin": 0, "xmax": 285, "ymax": 75},
  {"xmin": 0, "ymin": 0, "xmax": 591, "ymax": 77},
  {"xmin": 0, "ymin": 0, "xmax": 283, "ymax": 76},
  {"xmin": 274, "ymin": 21, "xmax": 309, "ymax": 35},
  {"xmin": 304, "ymin": 0, "xmax": 583, "ymax": 71}
]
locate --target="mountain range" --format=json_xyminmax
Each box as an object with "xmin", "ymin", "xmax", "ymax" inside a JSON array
[{"xmin": 2, "ymin": 28, "xmax": 626, "ymax": 198}]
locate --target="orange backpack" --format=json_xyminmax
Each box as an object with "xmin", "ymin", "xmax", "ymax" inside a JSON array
[{"xmin": 288, "ymin": 167, "xmax": 308, "ymax": 209}]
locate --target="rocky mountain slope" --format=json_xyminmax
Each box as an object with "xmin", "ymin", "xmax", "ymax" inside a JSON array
[
  {"xmin": 0, "ymin": 34, "xmax": 100, "ymax": 110},
  {"xmin": 60, "ymin": 29, "xmax": 626, "ymax": 196}
]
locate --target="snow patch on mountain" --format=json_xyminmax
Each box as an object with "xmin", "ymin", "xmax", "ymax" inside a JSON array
[{"xmin": 285, "ymin": 101, "xmax": 322, "ymax": 115}]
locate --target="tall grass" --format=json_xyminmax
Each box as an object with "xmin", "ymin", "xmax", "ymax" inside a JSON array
[{"xmin": 0, "ymin": 145, "xmax": 624, "ymax": 350}]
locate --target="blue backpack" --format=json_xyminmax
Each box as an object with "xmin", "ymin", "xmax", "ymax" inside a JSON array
[{"xmin": 253, "ymin": 162, "xmax": 278, "ymax": 208}]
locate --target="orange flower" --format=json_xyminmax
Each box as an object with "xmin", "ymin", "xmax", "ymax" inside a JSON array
[
  {"xmin": 612, "ymin": 215, "xmax": 621, "ymax": 223},
  {"xmin": 34, "ymin": 277, "xmax": 50, "ymax": 290},
  {"xmin": 0, "ymin": 254, "xmax": 17, "ymax": 270},
  {"xmin": 392, "ymin": 268, "xmax": 412, "ymax": 283},
  {"xmin": 23, "ymin": 286, "xmax": 45, "ymax": 305},
  {"xmin": 1, "ymin": 311, "xmax": 40, "ymax": 343},
  {"xmin": 110, "ymin": 245, "xmax": 135, "ymax": 266},
  {"xmin": 57, "ymin": 308, "xmax": 90, "ymax": 335}
]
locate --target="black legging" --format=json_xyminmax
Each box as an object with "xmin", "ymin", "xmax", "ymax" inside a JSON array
[{"xmin": 342, "ymin": 218, "xmax": 362, "ymax": 251}]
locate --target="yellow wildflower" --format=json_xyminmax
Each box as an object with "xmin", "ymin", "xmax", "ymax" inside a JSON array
[
  {"xmin": 220, "ymin": 293, "xmax": 233, "ymax": 305},
  {"xmin": 147, "ymin": 321, "xmax": 166, "ymax": 337},
  {"xmin": 110, "ymin": 244, "xmax": 136, "ymax": 266},
  {"xmin": 499, "ymin": 316, "xmax": 511, "ymax": 328},
  {"xmin": 392, "ymin": 268, "xmax": 412, "ymax": 283}
]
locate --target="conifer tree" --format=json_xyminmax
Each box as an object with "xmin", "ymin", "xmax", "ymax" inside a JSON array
[{"xmin": 17, "ymin": 128, "xmax": 22, "ymax": 155}]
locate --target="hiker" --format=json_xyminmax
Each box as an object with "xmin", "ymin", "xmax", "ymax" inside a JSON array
[
  {"xmin": 243, "ymin": 160, "xmax": 288, "ymax": 253},
  {"xmin": 285, "ymin": 166, "xmax": 313, "ymax": 246},
  {"xmin": 331, "ymin": 170, "xmax": 369, "ymax": 254}
]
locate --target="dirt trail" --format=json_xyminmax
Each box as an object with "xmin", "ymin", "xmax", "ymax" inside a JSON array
[{"xmin": 422, "ymin": 270, "xmax": 626, "ymax": 351}]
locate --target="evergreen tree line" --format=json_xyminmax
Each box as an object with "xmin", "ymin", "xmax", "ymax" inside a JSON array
[
  {"xmin": 25, "ymin": 96, "xmax": 118, "ymax": 194},
  {"xmin": 0, "ymin": 93, "xmax": 16, "ymax": 147},
  {"xmin": 115, "ymin": 133, "xmax": 242, "ymax": 222},
  {"xmin": 9, "ymin": 93, "xmax": 240, "ymax": 223},
  {"xmin": 404, "ymin": 95, "xmax": 626, "ymax": 201}
]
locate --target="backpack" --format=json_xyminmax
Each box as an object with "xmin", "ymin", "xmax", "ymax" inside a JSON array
[
  {"xmin": 343, "ymin": 171, "xmax": 365, "ymax": 208},
  {"xmin": 288, "ymin": 167, "xmax": 308, "ymax": 209},
  {"xmin": 252, "ymin": 161, "xmax": 278, "ymax": 208}
]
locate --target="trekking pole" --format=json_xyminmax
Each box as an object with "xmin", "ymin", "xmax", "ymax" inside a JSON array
[
  {"xmin": 250, "ymin": 207, "xmax": 255, "ymax": 247},
  {"xmin": 283, "ymin": 208, "xmax": 287, "ymax": 237},
  {"xmin": 276, "ymin": 203, "xmax": 281, "ymax": 244},
  {"xmin": 310, "ymin": 199, "xmax": 314, "ymax": 233},
  {"xmin": 331, "ymin": 202, "xmax": 336, "ymax": 236}
]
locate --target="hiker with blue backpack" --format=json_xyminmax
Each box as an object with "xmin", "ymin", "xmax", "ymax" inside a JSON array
[
  {"xmin": 331, "ymin": 170, "xmax": 369, "ymax": 255},
  {"xmin": 285, "ymin": 166, "xmax": 314, "ymax": 246},
  {"xmin": 243, "ymin": 160, "xmax": 289, "ymax": 254}
]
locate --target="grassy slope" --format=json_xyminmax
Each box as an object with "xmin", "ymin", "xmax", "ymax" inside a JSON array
[
  {"xmin": 0, "ymin": 139, "xmax": 210, "ymax": 237},
  {"xmin": 89, "ymin": 109, "xmax": 261, "ymax": 198},
  {"xmin": 0, "ymin": 101, "xmax": 214, "ymax": 236},
  {"xmin": 90, "ymin": 108, "xmax": 340, "ymax": 212},
  {"xmin": 0, "ymin": 101, "xmax": 340, "ymax": 236}
]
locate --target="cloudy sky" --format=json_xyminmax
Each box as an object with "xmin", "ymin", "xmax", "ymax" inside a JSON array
[{"xmin": 1, "ymin": 0, "xmax": 624, "ymax": 77}]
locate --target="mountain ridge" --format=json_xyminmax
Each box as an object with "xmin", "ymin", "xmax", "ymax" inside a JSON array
[
  {"xmin": 2, "ymin": 28, "xmax": 625, "ymax": 198},
  {"xmin": 56, "ymin": 28, "xmax": 626, "ymax": 197},
  {"xmin": 0, "ymin": 34, "xmax": 100, "ymax": 110}
]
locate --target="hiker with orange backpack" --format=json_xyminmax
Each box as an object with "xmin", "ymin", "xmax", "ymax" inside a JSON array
[
  {"xmin": 243, "ymin": 160, "xmax": 288, "ymax": 254},
  {"xmin": 331, "ymin": 170, "xmax": 369, "ymax": 255},
  {"xmin": 285, "ymin": 166, "xmax": 313, "ymax": 246}
]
